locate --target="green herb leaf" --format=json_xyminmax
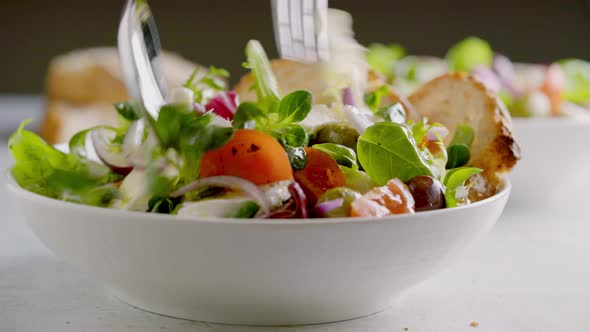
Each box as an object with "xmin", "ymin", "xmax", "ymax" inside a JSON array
[
  {"xmin": 446, "ymin": 37, "xmax": 493, "ymax": 72},
  {"xmin": 151, "ymin": 105, "xmax": 234, "ymax": 188},
  {"xmin": 446, "ymin": 144, "xmax": 471, "ymax": 169},
  {"xmin": 278, "ymin": 124, "xmax": 309, "ymax": 147},
  {"xmin": 277, "ymin": 90, "xmax": 312, "ymax": 125},
  {"xmin": 9, "ymin": 120, "xmax": 120, "ymax": 206},
  {"xmin": 229, "ymin": 201, "xmax": 260, "ymax": 218},
  {"xmin": 233, "ymin": 102, "xmax": 268, "ymax": 129},
  {"xmin": 245, "ymin": 40, "xmax": 281, "ymax": 105},
  {"xmin": 357, "ymin": 122, "xmax": 433, "ymax": 185},
  {"xmin": 313, "ymin": 143, "xmax": 358, "ymax": 169},
  {"xmin": 364, "ymin": 86, "xmax": 389, "ymax": 113},
  {"xmin": 284, "ymin": 146, "xmax": 308, "ymax": 171},
  {"xmin": 445, "ymin": 124, "xmax": 475, "ymax": 169},
  {"xmin": 183, "ymin": 66, "xmax": 230, "ymax": 103},
  {"xmin": 450, "ymin": 124, "xmax": 475, "ymax": 147},
  {"xmin": 443, "ymin": 167, "xmax": 483, "ymax": 207},
  {"xmin": 208, "ymin": 66, "xmax": 230, "ymax": 78},
  {"xmin": 114, "ymin": 102, "xmax": 141, "ymax": 121}
]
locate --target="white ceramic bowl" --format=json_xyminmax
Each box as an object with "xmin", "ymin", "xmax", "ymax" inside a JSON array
[
  {"xmin": 7, "ymin": 176, "xmax": 510, "ymax": 326},
  {"xmin": 509, "ymin": 118, "xmax": 590, "ymax": 208}
]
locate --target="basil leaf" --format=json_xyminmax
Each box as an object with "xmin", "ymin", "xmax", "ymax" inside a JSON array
[
  {"xmin": 233, "ymin": 102, "xmax": 267, "ymax": 129},
  {"xmin": 9, "ymin": 120, "xmax": 120, "ymax": 206},
  {"xmin": 114, "ymin": 102, "xmax": 141, "ymax": 121},
  {"xmin": 450, "ymin": 124, "xmax": 475, "ymax": 147},
  {"xmin": 277, "ymin": 90, "xmax": 312, "ymax": 124},
  {"xmin": 313, "ymin": 143, "xmax": 358, "ymax": 169},
  {"xmin": 357, "ymin": 122, "xmax": 433, "ymax": 185},
  {"xmin": 279, "ymin": 124, "xmax": 308, "ymax": 147},
  {"xmin": 377, "ymin": 103, "xmax": 407, "ymax": 124},
  {"xmin": 446, "ymin": 144, "xmax": 471, "ymax": 169},
  {"xmin": 229, "ymin": 201, "xmax": 260, "ymax": 218},
  {"xmin": 443, "ymin": 167, "xmax": 483, "ymax": 207}
]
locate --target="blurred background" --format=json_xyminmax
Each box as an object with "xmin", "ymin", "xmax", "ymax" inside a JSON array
[
  {"xmin": 0, "ymin": 0, "xmax": 588, "ymax": 137},
  {"xmin": 0, "ymin": 0, "xmax": 589, "ymax": 93}
]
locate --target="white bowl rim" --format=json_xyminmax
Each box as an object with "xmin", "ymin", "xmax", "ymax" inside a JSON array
[{"xmin": 5, "ymin": 171, "xmax": 511, "ymax": 225}]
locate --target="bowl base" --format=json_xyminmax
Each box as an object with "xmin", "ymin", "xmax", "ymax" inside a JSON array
[{"xmin": 112, "ymin": 290, "xmax": 401, "ymax": 326}]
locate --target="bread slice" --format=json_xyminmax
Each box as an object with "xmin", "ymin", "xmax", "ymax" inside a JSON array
[
  {"xmin": 46, "ymin": 47, "xmax": 198, "ymax": 103},
  {"xmin": 408, "ymin": 72, "xmax": 521, "ymax": 200},
  {"xmin": 234, "ymin": 59, "xmax": 428, "ymax": 122},
  {"xmin": 235, "ymin": 59, "xmax": 385, "ymax": 105},
  {"xmin": 41, "ymin": 47, "xmax": 200, "ymax": 144},
  {"xmin": 40, "ymin": 101, "xmax": 120, "ymax": 144}
]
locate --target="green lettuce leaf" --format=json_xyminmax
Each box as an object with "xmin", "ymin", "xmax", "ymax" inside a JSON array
[
  {"xmin": 9, "ymin": 120, "xmax": 120, "ymax": 206},
  {"xmin": 357, "ymin": 122, "xmax": 433, "ymax": 185}
]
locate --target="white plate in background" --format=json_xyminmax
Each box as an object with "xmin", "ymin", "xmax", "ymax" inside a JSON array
[{"xmin": 509, "ymin": 117, "xmax": 590, "ymax": 209}]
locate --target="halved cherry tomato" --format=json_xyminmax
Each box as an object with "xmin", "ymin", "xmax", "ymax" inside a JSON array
[
  {"xmin": 350, "ymin": 178, "xmax": 415, "ymax": 217},
  {"xmin": 293, "ymin": 147, "xmax": 346, "ymax": 205},
  {"xmin": 200, "ymin": 129, "xmax": 293, "ymax": 185}
]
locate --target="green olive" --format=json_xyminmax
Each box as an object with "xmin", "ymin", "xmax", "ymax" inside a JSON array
[{"xmin": 313, "ymin": 123, "xmax": 359, "ymax": 150}]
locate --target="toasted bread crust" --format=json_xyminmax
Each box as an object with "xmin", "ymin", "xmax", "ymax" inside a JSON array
[
  {"xmin": 41, "ymin": 47, "xmax": 200, "ymax": 143},
  {"xmin": 408, "ymin": 72, "xmax": 521, "ymax": 200},
  {"xmin": 40, "ymin": 101, "xmax": 120, "ymax": 144}
]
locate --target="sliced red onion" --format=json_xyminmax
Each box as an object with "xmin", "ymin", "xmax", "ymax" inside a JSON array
[
  {"xmin": 313, "ymin": 198, "xmax": 344, "ymax": 216},
  {"xmin": 288, "ymin": 182, "xmax": 308, "ymax": 218},
  {"xmin": 342, "ymin": 87, "xmax": 356, "ymax": 106},
  {"xmin": 205, "ymin": 91, "xmax": 239, "ymax": 120},
  {"xmin": 170, "ymin": 176, "xmax": 271, "ymax": 214},
  {"xmin": 90, "ymin": 128, "xmax": 133, "ymax": 175},
  {"xmin": 493, "ymin": 54, "xmax": 515, "ymax": 84},
  {"xmin": 193, "ymin": 103, "xmax": 207, "ymax": 114},
  {"xmin": 493, "ymin": 54, "xmax": 522, "ymax": 96},
  {"xmin": 122, "ymin": 119, "xmax": 159, "ymax": 169},
  {"xmin": 472, "ymin": 66, "xmax": 502, "ymax": 92},
  {"xmin": 426, "ymin": 126, "xmax": 449, "ymax": 142},
  {"xmin": 264, "ymin": 200, "xmax": 297, "ymax": 219}
]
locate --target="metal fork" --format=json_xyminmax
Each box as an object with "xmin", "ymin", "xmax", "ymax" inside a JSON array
[
  {"xmin": 271, "ymin": 0, "xmax": 329, "ymax": 63},
  {"xmin": 118, "ymin": 0, "xmax": 167, "ymax": 119}
]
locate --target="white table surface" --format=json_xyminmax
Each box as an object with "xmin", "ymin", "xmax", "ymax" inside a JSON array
[{"xmin": 1, "ymin": 97, "xmax": 589, "ymax": 332}]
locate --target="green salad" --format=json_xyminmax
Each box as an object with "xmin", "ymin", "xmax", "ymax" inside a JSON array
[
  {"xmin": 367, "ymin": 37, "xmax": 590, "ymax": 118},
  {"xmin": 10, "ymin": 40, "xmax": 484, "ymax": 219}
]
